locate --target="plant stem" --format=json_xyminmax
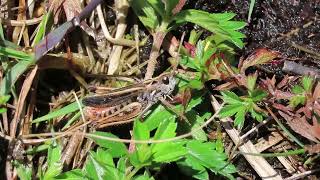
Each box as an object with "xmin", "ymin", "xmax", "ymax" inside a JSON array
[
  {"xmin": 144, "ymin": 21, "xmax": 169, "ymax": 80},
  {"xmin": 126, "ymin": 166, "xmax": 142, "ymax": 180},
  {"xmin": 144, "ymin": 31, "xmax": 166, "ymax": 80}
]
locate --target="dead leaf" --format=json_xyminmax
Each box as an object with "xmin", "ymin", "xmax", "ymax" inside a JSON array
[
  {"xmin": 305, "ymin": 144, "xmax": 320, "ymax": 154},
  {"xmin": 48, "ymin": 0, "xmax": 96, "ymax": 38},
  {"xmin": 240, "ymin": 48, "xmax": 280, "ymax": 74},
  {"xmin": 10, "ymin": 66, "xmax": 38, "ymax": 137},
  {"xmin": 279, "ymin": 111, "xmax": 320, "ymax": 143}
]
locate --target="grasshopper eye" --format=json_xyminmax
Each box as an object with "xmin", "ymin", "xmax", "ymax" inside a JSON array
[{"xmin": 162, "ymin": 77, "xmax": 170, "ymax": 84}]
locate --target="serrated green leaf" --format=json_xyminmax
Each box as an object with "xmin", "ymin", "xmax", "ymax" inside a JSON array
[
  {"xmin": 89, "ymin": 132, "xmax": 127, "ymax": 158},
  {"xmin": 95, "ymin": 149, "xmax": 119, "ymax": 180},
  {"xmin": 234, "ymin": 108, "xmax": 246, "ymax": 129},
  {"xmin": 130, "ymin": 144, "xmax": 152, "ymax": 167},
  {"xmin": 131, "ymin": 0, "xmax": 159, "ymax": 30},
  {"xmin": 152, "ymin": 142, "xmax": 187, "ymax": 163},
  {"xmin": 54, "ymin": 169, "xmax": 85, "ymax": 180},
  {"xmin": 185, "ymin": 141, "xmax": 236, "ymax": 179},
  {"xmin": 302, "ymin": 76, "xmax": 314, "ymax": 93},
  {"xmin": 180, "ymin": 56, "xmax": 201, "ymax": 70},
  {"xmin": 289, "ymin": 95, "xmax": 306, "ymax": 108},
  {"xmin": 32, "ymin": 101, "xmax": 81, "ymax": 123},
  {"xmin": 187, "ymin": 141, "xmax": 235, "ymax": 173},
  {"xmin": 134, "ymin": 121, "xmax": 150, "ymax": 140},
  {"xmin": 152, "ymin": 120, "xmax": 177, "ymax": 141},
  {"xmin": 250, "ymin": 89, "xmax": 267, "ymax": 102},
  {"xmin": 116, "ymin": 157, "xmax": 126, "ymax": 180},
  {"xmin": 219, "ymin": 21, "xmax": 247, "ymax": 30},
  {"xmin": 221, "ymin": 91, "xmax": 242, "ymax": 104},
  {"xmin": 292, "ymin": 85, "xmax": 304, "ymax": 94},
  {"xmin": 196, "ymin": 41, "xmax": 204, "ymax": 60},
  {"xmin": 144, "ymin": 104, "xmax": 176, "ymax": 131},
  {"xmin": 177, "ymin": 159, "xmax": 208, "ymax": 180},
  {"xmin": 85, "ymin": 153, "xmax": 106, "ymax": 180},
  {"xmin": 249, "ymin": 108, "xmax": 264, "ymax": 122},
  {"xmin": 15, "ymin": 162, "xmax": 32, "ymax": 180},
  {"xmin": 219, "ymin": 104, "xmax": 245, "ymax": 118},
  {"xmin": 174, "ymin": 10, "xmax": 245, "ymax": 48},
  {"xmin": 133, "ymin": 121, "xmax": 152, "ymax": 165},
  {"xmin": 43, "ymin": 143, "xmax": 63, "ymax": 179},
  {"xmin": 147, "ymin": 0, "xmax": 165, "ymax": 18},
  {"xmin": 247, "ymin": 74, "xmax": 257, "ymax": 92},
  {"xmin": 185, "ymin": 110, "xmax": 208, "ymax": 141}
]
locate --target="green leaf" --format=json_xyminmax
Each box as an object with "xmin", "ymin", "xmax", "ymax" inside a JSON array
[
  {"xmin": 0, "ymin": 46, "xmax": 34, "ymax": 61},
  {"xmin": 289, "ymin": 95, "xmax": 306, "ymax": 108},
  {"xmin": 219, "ymin": 104, "xmax": 245, "ymax": 118},
  {"xmin": 248, "ymin": 0, "xmax": 256, "ymax": 22},
  {"xmin": 234, "ymin": 108, "xmax": 246, "ymax": 129},
  {"xmin": 0, "ymin": 94, "xmax": 10, "ymax": 104},
  {"xmin": 134, "ymin": 174, "xmax": 155, "ymax": 180},
  {"xmin": 152, "ymin": 141, "xmax": 187, "ymax": 163},
  {"xmin": 32, "ymin": 12, "xmax": 52, "ymax": 46},
  {"xmin": 189, "ymin": 30, "xmax": 203, "ymax": 45},
  {"xmin": 196, "ymin": 41, "xmax": 204, "ymax": 61},
  {"xmin": 147, "ymin": 0, "xmax": 165, "ymax": 18},
  {"xmin": 174, "ymin": 10, "xmax": 246, "ymax": 48},
  {"xmin": 129, "ymin": 144, "xmax": 152, "ymax": 167},
  {"xmin": 54, "ymin": 169, "xmax": 85, "ymax": 180},
  {"xmin": 133, "ymin": 120, "xmax": 153, "ymax": 165},
  {"xmin": 90, "ymin": 131, "xmax": 127, "ymax": 158},
  {"xmin": 292, "ymin": 85, "xmax": 304, "ymax": 94},
  {"xmin": 152, "ymin": 119, "xmax": 177, "ymax": 141},
  {"xmin": 15, "ymin": 162, "xmax": 32, "ymax": 180},
  {"xmin": 185, "ymin": 110, "xmax": 209, "ymax": 141},
  {"xmin": 188, "ymin": 79, "xmax": 203, "ymax": 90},
  {"xmin": 302, "ymin": 76, "xmax": 314, "ymax": 93},
  {"xmin": 247, "ymin": 74, "xmax": 257, "ymax": 92},
  {"xmin": 43, "ymin": 143, "xmax": 63, "ymax": 179},
  {"xmin": 116, "ymin": 157, "xmax": 126, "ymax": 180},
  {"xmin": 32, "ymin": 101, "xmax": 81, "ymax": 123},
  {"xmin": 185, "ymin": 141, "xmax": 236, "ymax": 178},
  {"xmin": 0, "ymin": 108, "xmax": 7, "ymax": 114},
  {"xmin": 95, "ymin": 148, "xmax": 119, "ymax": 180},
  {"xmin": 221, "ymin": 91, "xmax": 242, "ymax": 104},
  {"xmin": 249, "ymin": 89, "xmax": 267, "ymax": 102},
  {"xmin": 85, "ymin": 153, "xmax": 106, "ymax": 180},
  {"xmin": 180, "ymin": 56, "xmax": 201, "ymax": 70},
  {"xmin": 130, "ymin": 0, "xmax": 159, "ymax": 29},
  {"xmin": 185, "ymin": 94, "xmax": 203, "ymax": 112},
  {"xmin": 0, "ymin": 60, "xmax": 33, "ymax": 95},
  {"xmin": 250, "ymin": 108, "xmax": 264, "ymax": 122},
  {"xmin": 144, "ymin": 104, "xmax": 176, "ymax": 131},
  {"xmin": 177, "ymin": 159, "xmax": 208, "ymax": 180},
  {"xmin": 134, "ymin": 120, "xmax": 150, "ymax": 140}
]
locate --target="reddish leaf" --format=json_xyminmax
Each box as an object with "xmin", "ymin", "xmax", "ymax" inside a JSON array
[
  {"xmin": 279, "ymin": 111, "xmax": 320, "ymax": 143},
  {"xmin": 184, "ymin": 42, "xmax": 196, "ymax": 57},
  {"xmin": 240, "ymin": 48, "xmax": 280, "ymax": 74}
]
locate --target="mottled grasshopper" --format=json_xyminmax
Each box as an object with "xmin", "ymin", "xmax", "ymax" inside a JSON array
[{"xmin": 82, "ymin": 73, "xmax": 176, "ymax": 128}]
